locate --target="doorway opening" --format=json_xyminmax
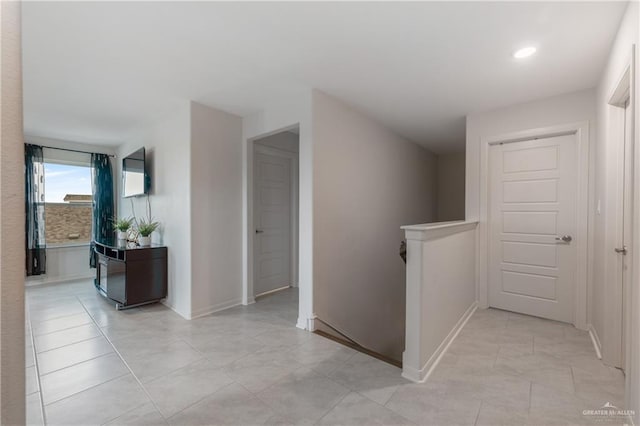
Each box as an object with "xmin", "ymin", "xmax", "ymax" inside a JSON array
[{"xmin": 250, "ymin": 127, "xmax": 300, "ymax": 324}]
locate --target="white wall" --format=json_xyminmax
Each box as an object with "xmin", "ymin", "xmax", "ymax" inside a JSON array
[
  {"xmin": 466, "ymin": 89, "xmax": 597, "ymax": 221},
  {"xmin": 118, "ymin": 101, "xmax": 192, "ymax": 318},
  {"xmin": 312, "ymin": 90, "xmax": 438, "ymax": 362},
  {"xmin": 593, "ymin": 1, "xmax": 639, "ymax": 414},
  {"xmin": 436, "ymin": 152, "xmax": 465, "ymax": 221},
  {"xmin": 26, "ymin": 246, "xmax": 93, "ymax": 286},
  {"xmin": 26, "ymin": 135, "xmax": 115, "ymax": 159},
  {"xmin": 418, "ymin": 226, "xmax": 476, "ymax": 366},
  {"xmin": 190, "ymin": 102, "xmax": 243, "ymax": 318},
  {"xmin": 595, "ymin": 1, "xmax": 638, "ymax": 367},
  {"xmin": 242, "ymin": 90, "xmax": 314, "ymax": 331},
  {"xmin": 118, "ymin": 101, "xmax": 243, "ymax": 320},
  {"xmin": 402, "ymin": 222, "xmax": 477, "ymax": 382}
]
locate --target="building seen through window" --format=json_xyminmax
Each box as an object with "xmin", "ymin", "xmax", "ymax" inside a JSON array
[{"xmin": 44, "ymin": 163, "xmax": 92, "ymax": 245}]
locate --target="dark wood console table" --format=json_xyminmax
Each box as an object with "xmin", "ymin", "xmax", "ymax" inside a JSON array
[{"xmin": 94, "ymin": 241, "xmax": 168, "ymax": 309}]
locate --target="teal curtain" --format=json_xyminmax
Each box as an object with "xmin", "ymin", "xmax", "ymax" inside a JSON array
[
  {"xmin": 90, "ymin": 153, "xmax": 114, "ymax": 267},
  {"xmin": 25, "ymin": 144, "xmax": 46, "ymax": 276}
]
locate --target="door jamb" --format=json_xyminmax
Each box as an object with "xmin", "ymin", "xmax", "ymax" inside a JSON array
[{"xmin": 478, "ymin": 121, "xmax": 590, "ymax": 330}]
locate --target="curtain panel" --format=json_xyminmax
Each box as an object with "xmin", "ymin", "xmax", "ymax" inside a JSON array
[
  {"xmin": 90, "ymin": 153, "xmax": 115, "ymax": 267},
  {"xmin": 25, "ymin": 144, "xmax": 46, "ymax": 276}
]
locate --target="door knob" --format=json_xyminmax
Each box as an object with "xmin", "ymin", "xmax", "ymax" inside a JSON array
[
  {"xmin": 255, "ymin": 229, "xmax": 264, "ymax": 234},
  {"xmin": 555, "ymin": 235, "xmax": 573, "ymax": 243},
  {"xmin": 615, "ymin": 246, "xmax": 628, "ymax": 255}
]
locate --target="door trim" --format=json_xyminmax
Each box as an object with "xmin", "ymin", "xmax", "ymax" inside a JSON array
[
  {"xmin": 626, "ymin": 43, "xmax": 638, "ymax": 413},
  {"xmin": 478, "ymin": 121, "xmax": 590, "ymax": 330}
]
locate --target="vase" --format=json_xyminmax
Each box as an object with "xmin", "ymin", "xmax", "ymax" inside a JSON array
[
  {"xmin": 138, "ymin": 236, "xmax": 151, "ymax": 247},
  {"xmin": 117, "ymin": 230, "xmax": 128, "ymax": 241}
]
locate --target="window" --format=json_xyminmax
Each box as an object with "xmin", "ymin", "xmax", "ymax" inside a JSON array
[{"xmin": 43, "ymin": 162, "xmax": 92, "ymax": 245}]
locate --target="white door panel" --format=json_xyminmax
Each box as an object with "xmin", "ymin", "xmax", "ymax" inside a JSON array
[
  {"xmin": 502, "ymin": 271, "xmax": 557, "ymax": 300},
  {"xmin": 503, "ymin": 179, "xmax": 558, "ymax": 203},
  {"xmin": 489, "ymin": 135, "xmax": 578, "ymax": 322},
  {"xmin": 502, "ymin": 211, "xmax": 558, "ymax": 235},
  {"xmin": 254, "ymin": 152, "xmax": 292, "ymax": 296},
  {"xmin": 503, "ymin": 145, "xmax": 558, "ymax": 173},
  {"xmin": 502, "ymin": 242, "xmax": 557, "ymax": 268}
]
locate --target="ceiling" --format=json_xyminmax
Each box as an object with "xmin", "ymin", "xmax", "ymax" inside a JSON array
[{"xmin": 22, "ymin": 1, "xmax": 627, "ymax": 153}]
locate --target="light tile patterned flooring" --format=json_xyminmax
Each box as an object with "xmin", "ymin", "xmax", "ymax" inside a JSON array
[{"xmin": 26, "ymin": 281, "xmax": 625, "ymax": 425}]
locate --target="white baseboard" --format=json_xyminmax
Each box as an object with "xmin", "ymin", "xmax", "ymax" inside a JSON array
[
  {"xmin": 25, "ymin": 274, "xmax": 94, "ymax": 287},
  {"xmin": 297, "ymin": 314, "xmax": 317, "ymax": 331},
  {"xmin": 255, "ymin": 285, "xmax": 290, "ymax": 298},
  {"xmin": 296, "ymin": 318, "xmax": 307, "ymax": 330},
  {"xmin": 188, "ymin": 298, "xmax": 243, "ymax": 320},
  {"xmin": 160, "ymin": 300, "xmax": 189, "ymax": 320},
  {"xmin": 308, "ymin": 315, "xmax": 317, "ymax": 331},
  {"xmin": 588, "ymin": 324, "xmax": 603, "ymax": 359},
  {"xmin": 160, "ymin": 298, "xmax": 243, "ymax": 320},
  {"xmin": 402, "ymin": 301, "xmax": 478, "ymax": 383}
]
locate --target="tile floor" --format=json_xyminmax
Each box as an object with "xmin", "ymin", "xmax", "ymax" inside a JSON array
[{"xmin": 26, "ymin": 281, "xmax": 625, "ymax": 425}]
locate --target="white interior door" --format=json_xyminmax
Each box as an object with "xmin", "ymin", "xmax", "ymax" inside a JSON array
[
  {"xmin": 489, "ymin": 135, "xmax": 578, "ymax": 323},
  {"xmin": 253, "ymin": 150, "xmax": 292, "ymax": 296}
]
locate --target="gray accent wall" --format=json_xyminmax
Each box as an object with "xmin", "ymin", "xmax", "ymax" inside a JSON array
[
  {"xmin": 436, "ymin": 152, "xmax": 465, "ymax": 221},
  {"xmin": 1, "ymin": 1, "xmax": 26, "ymax": 422},
  {"xmin": 255, "ymin": 131, "xmax": 299, "ymax": 153},
  {"xmin": 312, "ymin": 90, "xmax": 437, "ymax": 362}
]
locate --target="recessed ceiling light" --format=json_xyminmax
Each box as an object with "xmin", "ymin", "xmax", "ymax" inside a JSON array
[{"xmin": 513, "ymin": 46, "xmax": 537, "ymax": 59}]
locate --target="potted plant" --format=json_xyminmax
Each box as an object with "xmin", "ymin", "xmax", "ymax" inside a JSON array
[
  {"xmin": 113, "ymin": 217, "xmax": 134, "ymax": 241},
  {"xmin": 137, "ymin": 218, "xmax": 159, "ymax": 247}
]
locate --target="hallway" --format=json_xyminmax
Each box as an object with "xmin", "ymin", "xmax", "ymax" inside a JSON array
[
  {"xmin": 26, "ymin": 281, "xmax": 624, "ymax": 425},
  {"xmin": 415, "ymin": 308, "xmax": 626, "ymax": 425}
]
